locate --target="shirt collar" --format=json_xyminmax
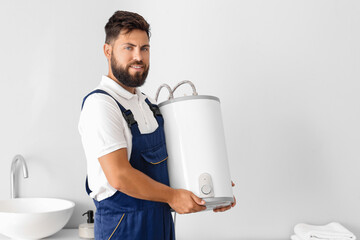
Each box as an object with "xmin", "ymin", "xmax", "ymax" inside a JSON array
[{"xmin": 100, "ymin": 75, "xmax": 145, "ymax": 101}]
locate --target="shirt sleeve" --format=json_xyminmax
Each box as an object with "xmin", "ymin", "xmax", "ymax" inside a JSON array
[{"xmin": 79, "ymin": 93, "xmax": 127, "ymax": 158}]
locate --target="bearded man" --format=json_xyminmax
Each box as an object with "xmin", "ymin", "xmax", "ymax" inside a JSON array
[{"xmin": 78, "ymin": 10, "xmax": 214, "ymax": 240}]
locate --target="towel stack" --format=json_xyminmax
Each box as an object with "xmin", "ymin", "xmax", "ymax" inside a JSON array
[{"xmin": 291, "ymin": 222, "xmax": 356, "ymax": 240}]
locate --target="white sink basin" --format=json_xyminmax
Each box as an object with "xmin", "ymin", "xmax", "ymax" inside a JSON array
[{"xmin": 0, "ymin": 198, "xmax": 75, "ymax": 239}]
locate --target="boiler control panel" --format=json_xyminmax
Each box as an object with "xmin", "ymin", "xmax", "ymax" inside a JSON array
[{"xmin": 199, "ymin": 173, "xmax": 215, "ymax": 198}]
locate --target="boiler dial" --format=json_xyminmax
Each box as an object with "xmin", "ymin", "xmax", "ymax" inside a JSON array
[{"xmin": 201, "ymin": 185, "xmax": 212, "ymax": 195}]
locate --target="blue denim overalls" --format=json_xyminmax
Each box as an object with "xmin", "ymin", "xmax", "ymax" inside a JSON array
[{"xmin": 82, "ymin": 89, "xmax": 175, "ymax": 240}]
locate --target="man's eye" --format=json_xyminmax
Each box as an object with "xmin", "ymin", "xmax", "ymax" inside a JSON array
[
  {"xmin": 142, "ymin": 48, "xmax": 149, "ymax": 52},
  {"xmin": 125, "ymin": 46, "xmax": 132, "ymax": 50}
]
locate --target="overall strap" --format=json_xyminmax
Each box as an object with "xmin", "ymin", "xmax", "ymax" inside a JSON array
[
  {"xmin": 82, "ymin": 89, "xmax": 140, "ymax": 196},
  {"xmin": 144, "ymin": 98, "xmax": 164, "ymax": 126},
  {"xmin": 85, "ymin": 177, "xmax": 92, "ymax": 195}
]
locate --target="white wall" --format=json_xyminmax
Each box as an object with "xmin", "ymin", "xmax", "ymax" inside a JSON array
[{"xmin": 0, "ymin": 0, "xmax": 359, "ymax": 239}]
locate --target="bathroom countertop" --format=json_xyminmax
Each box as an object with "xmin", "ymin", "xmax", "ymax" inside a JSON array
[
  {"xmin": 0, "ymin": 229, "xmax": 83, "ymax": 239},
  {"xmin": 0, "ymin": 230, "xmax": 286, "ymax": 239},
  {"xmin": 45, "ymin": 229, "xmax": 82, "ymax": 239}
]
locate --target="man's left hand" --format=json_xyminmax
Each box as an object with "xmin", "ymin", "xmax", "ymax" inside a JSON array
[{"xmin": 213, "ymin": 181, "xmax": 236, "ymax": 213}]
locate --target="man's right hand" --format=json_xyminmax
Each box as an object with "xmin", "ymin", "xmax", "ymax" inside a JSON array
[{"xmin": 168, "ymin": 189, "xmax": 206, "ymax": 214}]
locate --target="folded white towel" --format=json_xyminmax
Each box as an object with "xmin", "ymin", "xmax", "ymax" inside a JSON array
[
  {"xmin": 294, "ymin": 222, "xmax": 356, "ymax": 240},
  {"xmin": 291, "ymin": 235, "xmax": 302, "ymax": 240}
]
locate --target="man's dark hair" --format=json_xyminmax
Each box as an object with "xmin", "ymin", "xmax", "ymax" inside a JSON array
[{"xmin": 105, "ymin": 10, "xmax": 150, "ymax": 44}]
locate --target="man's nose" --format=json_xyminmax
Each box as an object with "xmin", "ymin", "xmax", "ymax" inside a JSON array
[{"xmin": 133, "ymin": 48, "xmax": 144, "ymax": 62}]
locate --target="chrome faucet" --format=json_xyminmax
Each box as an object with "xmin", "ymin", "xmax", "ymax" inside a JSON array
[{"xmin": 10, "ymin": 154, "xmax": 28, "ymax": 198}]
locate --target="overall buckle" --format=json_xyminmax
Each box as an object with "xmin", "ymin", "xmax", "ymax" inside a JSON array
[
  {"xmin": 122, "ymin": 110, "xmax": 137, "ymax": 128},
  {"xmin": 149, "ymin": 105, "xmax": 162, "ymax": 117}
]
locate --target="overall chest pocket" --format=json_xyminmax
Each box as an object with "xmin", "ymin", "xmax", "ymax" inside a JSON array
[
  {"xmin": 141, "ymin": 143, "xmax": 168, "ymax": 165},
  {"xmin": 140, "ymin": 143, "xmax": 170, "ymax": 185}
]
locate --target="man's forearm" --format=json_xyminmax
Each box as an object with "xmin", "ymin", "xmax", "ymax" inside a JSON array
[{"xmin": 113, "ymin": 166, "xmax": 175, "ymax": 204}]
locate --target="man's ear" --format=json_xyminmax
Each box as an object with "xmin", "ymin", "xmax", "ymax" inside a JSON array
[{"xmin": 103, "ymin": 43, "xmax": 112, "ymax": 61}]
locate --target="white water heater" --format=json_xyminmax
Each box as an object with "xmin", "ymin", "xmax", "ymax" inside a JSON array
[{"xmin": 156, "ymin": 81, "xmax": 234, "ymax": 210}]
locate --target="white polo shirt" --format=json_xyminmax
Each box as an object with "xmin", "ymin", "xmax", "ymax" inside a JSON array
[{"xmin": 78, "ymin": 75, "xmax": 159, "ymax": 201}]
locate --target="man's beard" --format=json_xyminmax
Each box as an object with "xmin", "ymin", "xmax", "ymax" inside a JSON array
[{"xmin": 111, "ymin": 55, "xmax": 149, "ymax": 88}]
